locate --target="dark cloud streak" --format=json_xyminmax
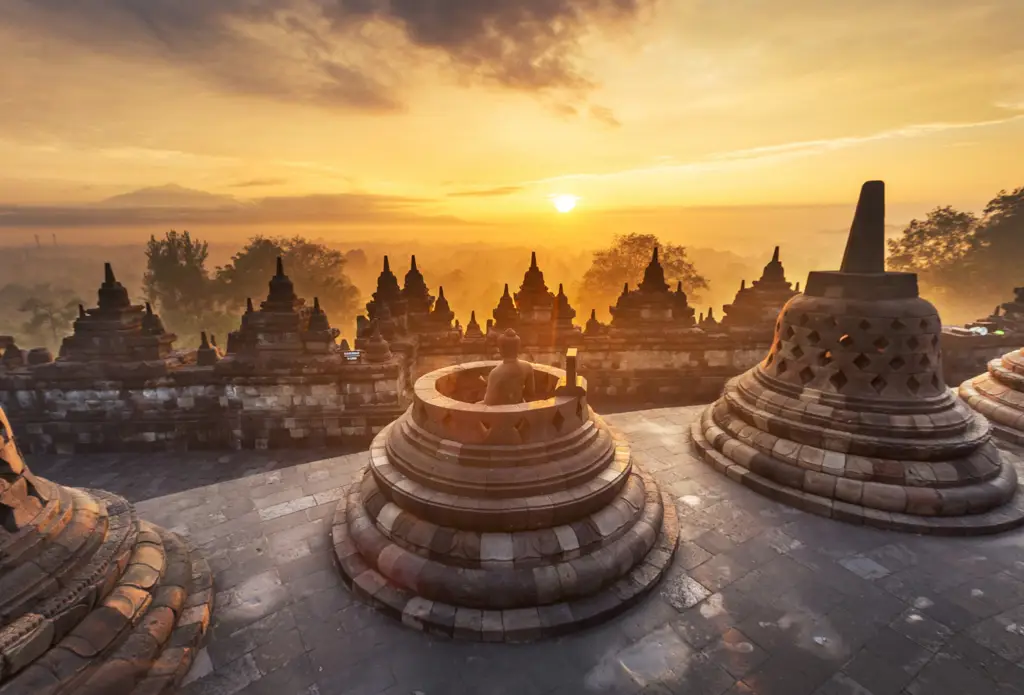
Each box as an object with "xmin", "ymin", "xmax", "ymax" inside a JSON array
[{"xmin": 447, "ymin": 185, "xmax": 524, "ymax": 198}]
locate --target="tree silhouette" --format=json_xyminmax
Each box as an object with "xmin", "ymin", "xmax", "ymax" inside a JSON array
[
  {"xmin": 19, "ymin": 286, "xmax": 82, "ymax": 351},
  {"xmin": 577, "ymin": 233, "xmax": 708, "ymax": 318}
]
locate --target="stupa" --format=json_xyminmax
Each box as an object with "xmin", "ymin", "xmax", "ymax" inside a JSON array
[
  {"xmin": 58, "ymin": 264, "xmax": 176, "ymax": 362},
  {"xmin": 223, "ymin": 258, "xmax": 340, "ymax": 363},
  {"xmin": 609, "ymin": 248, "xmax": 697, "ymax": 333},
  {"xmin": 492, "ymin": 285, "xmax": 519, "ymax": 333},
  {"xmin": 362, "ymin": 256, "xmax": 408, "ymax": 339},
  {"xmin": 960, "ymin": 349, "xmax": 1024, "ymax": 444},
  {"xmin": 402, "ymin": 256, "xmax": 436, "ymax": 333},
  {"xmin": 691, "ymin": 181, "xmax": 1024, "ymax": 535},
  {"xmin": 721, "ymin": 247, "xmax": 798, "ymax": 333},
  {"xmin": 331, "ymin": 338, "xmax": 678, "ymax": 640},
  {"xmin": 0, "ymin": 405, "xmax": 213, "ymax": 694}
]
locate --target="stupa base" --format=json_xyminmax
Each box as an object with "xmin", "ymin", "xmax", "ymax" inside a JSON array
[
  {"xmin": 330, "ymin": 467, "xmax": 679, "ymax": 642},
  {"xmin": 690, "ymin": 420, "xmax": 1024, "ymax": 536},
  {"xmin": 960, "ymin": 375, "xmax": 1024, "ymax": 446}
]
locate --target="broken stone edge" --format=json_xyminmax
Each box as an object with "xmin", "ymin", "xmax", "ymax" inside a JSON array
[{"xmin": 329, "ymin": 468, "xmax": 679, "ymax": 642}]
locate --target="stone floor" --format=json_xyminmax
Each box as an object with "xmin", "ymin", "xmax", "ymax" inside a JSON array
[{"xmin": 27, "ymin": 405, "xmax": 1024, "ymax": 695}]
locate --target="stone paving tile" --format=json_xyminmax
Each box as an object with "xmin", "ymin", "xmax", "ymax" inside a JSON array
[{"xmin": 22, "ymin": 405, "xmax": 1024, "ymax": 695}]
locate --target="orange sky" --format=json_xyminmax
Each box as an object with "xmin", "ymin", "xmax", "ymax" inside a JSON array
[{"xmin": 1, "ymin": 0, "xmax": 1022, "ymax": 251}]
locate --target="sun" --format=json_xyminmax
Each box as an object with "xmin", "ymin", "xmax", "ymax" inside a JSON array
[{"xmin": 550, "ymin": 194, "xmax": 579, "ymax": 213}]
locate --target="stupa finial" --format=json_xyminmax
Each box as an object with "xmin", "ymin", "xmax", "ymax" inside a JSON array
[
  {"xmin": 839, "ymin": 181, "xmax": 886, "ymax": 273},
  {"xmin": 104, "ymin": 262, "xmax": 116, "ymax": 284},
  {"xmin": 772, "ymin": 246, "xmax": 780, "ymax": 263},
  {"xmin": 275, "ymin": 256, "xmax": 284, "ymax": 277}
]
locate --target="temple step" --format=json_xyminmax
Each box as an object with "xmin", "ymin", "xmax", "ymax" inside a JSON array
[{"xmin": 0, "ymin": 517, "xmax": 212, "ymax": 695}]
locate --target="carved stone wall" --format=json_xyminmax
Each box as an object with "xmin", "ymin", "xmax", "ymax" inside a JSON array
[{"xmin": 0, "ymin": 359, "xmax": 405, "ymax": 454}]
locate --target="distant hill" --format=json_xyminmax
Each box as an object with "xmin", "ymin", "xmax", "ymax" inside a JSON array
[{"xmin": 99, "ymin": 185, "xmax": 240, "ymax": 209}]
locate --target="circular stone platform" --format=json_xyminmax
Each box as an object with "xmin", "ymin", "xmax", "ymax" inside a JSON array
[
  {"xmin": 691, "ymin": 181, "xmax": 1024, "ymax": 536},
  {"xmin": 960, "ymin": 348, "xmax": 1024, "ymax": 445},
  {"xmin": 331, "ymin": 358, "xmax": 678, "ymax": 642}
]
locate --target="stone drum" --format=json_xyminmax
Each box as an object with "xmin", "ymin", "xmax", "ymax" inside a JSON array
[
  {"xmin": 691, "ymin": 181, "xmax": 1024, "ymax": 535},
  {"xmin": 0, "ymin": 405, "xmax": 214, "ymax": 695},
  {"xmin": 331, "ymin": 344, "xmax": 678, "ymax": 641},
  {"xmin": 960, "ymin": 348, "xmax": 1024, "ymax": 445}
]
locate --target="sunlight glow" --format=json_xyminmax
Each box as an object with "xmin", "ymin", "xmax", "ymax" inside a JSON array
[{"xmin": 551, "ymin": 194, "xmax": 579, "ymax": 213}]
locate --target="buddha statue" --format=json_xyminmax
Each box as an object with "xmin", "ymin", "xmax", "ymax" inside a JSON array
[{"xmin": 482, "ymin": 329, "xmax": 536, "ymax": 405}]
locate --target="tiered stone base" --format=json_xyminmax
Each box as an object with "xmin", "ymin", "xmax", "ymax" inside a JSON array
[
  {"xmin": 960, "ymin": 350, "xmax": 1024, "ymax": 445},
  {"xmin": 331, "ymin": 420, "xmax": 678, "ymax": 642},
  {"xmin": 691, "ymin": 374, "xmax": 1024, "ymax": 536},
  {"xmin": 0, "ymin": 482, "xmax": 213, "ymax": 695}
]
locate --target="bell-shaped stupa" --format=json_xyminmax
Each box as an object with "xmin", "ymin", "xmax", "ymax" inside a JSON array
[
  {"xmin": 691, "ymin": 181, "xmax": 1024, "ymax": 535},
  {"xmin": 960, "ymin": 349, "xmax": 1024, "ymax": 445}
]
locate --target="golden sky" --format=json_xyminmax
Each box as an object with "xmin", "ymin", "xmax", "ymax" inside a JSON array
[{"xmin": 1, "ymin": 0, "xmax": 1022, "ymax": 250}]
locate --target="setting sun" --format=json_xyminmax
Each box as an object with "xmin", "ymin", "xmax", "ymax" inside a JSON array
[{"xmin": 551, "ymin": 194, "xmax": 580, "ymax": 213}]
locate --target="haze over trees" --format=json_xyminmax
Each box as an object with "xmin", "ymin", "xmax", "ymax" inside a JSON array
[
  {"xmin": 577, "ymin": 233, "xmax": 709, "ymax": 319},
  {"xmin": 143, "ymin": 232, "xmax": 362, "ymax": 346},
  {"xmin": 887, "ymin": 186, "xmax": 1024, "ymax": 322}
]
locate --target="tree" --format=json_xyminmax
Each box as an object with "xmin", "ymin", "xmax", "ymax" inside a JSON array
[
  {"xmin": 215, "ymin": 236, "xmax": 361, "ymax": 335},
  {"xmin": 577, "ymin": 233, "xmax": 708, "ymax": 317},
  {"xmin": 886, "ymin": 206, "xmax": 979, "ymax": 292},
  {"xmin": 18, "ymin": 285, "xmax": 82, "ymax": 351},
  {"xmin": 971, "ymin": 187, "xmax": 1024, "ymax": 296},
  {"xmin": 144, "ymin": 231, "xmax": 233, "ymax": 345}
]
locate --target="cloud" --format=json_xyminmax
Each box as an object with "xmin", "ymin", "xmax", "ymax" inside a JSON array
[
  {"xmin": 0, "ymin": 0, "xmax": 656, "ymax": 110},
  {"xmin": 230, "ymin": 178, "xmax": 289, "ymax": 188},
  {"xmin": 0, "ymin": 189, "xmax": 471, "ymax": 228},
  {"xmin": 524, "ymin": 113, "xmax": 1024, "ymax": 186},
  {"xmin": 588, "ymin": 105, "xmax": 621, "ymax": 128},
  {"xmin": 447, "ymin": 185, "xmax": 523, "ymax": 198}
]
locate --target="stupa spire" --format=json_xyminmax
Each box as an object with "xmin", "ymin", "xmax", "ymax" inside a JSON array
[{"xmin": 839, "ymin": 180, "xmax": 886, "ymax": 273}]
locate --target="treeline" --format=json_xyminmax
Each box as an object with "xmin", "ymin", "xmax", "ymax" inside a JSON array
[{"xmin": 887, "ymin": 186, "xmax": 1024, "ymax": 322}]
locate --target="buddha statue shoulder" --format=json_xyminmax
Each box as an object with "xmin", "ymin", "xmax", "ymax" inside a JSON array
[{"xmin": 483, "ymin": 329, "xmax": 535, "ymax": 405}]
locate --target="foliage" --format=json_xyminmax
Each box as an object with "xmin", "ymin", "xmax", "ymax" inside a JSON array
[
  {"xmin": 144, "ymin": 231, "xmax": 233, "ymax": 344},
  {"xmin": 17, "ymin": 285, "xmax": 82, "ymax": 351},
  {"xmin": 886, "ymin": 186, "xmax": 1024, "ymax": 319},
  {"xmin": 576, "ymin": 233, "xmax": 709, "ymax": 315},
  {"xmin": 215, "ymin": 236, "xmax": 361, "ymax": 332}
]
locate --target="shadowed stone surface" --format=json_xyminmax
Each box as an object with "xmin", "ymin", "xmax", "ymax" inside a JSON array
[
  {"xmin": 693, "ymin": 181, "xmax": 1024, "ymax": 534},
  {"xmin": 23, "ymin": 405, "xmax": 1024, "ymax": 695},
  {"xmin": 0, "ymin": 406, "xmax": 213, "ymax": 695},
  {"xmin": 331, "ymin": 350, "xmax": 679, "ymax": 640}
]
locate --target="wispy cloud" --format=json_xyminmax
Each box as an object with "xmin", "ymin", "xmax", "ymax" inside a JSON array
[
  {"xmin": 447, "ymin": 185, "xmax": 524, "ymax": 198},
  {"xmin": 522, "ymin": 114, "xmax": 1024, "ymax": 186},
  {"xmin": 229, "ymin": 178, "xmax": 288, "ymax": 188}
]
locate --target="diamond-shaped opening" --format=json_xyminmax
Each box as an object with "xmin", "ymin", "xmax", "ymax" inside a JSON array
[
  {"xmin": 931, "ymin": 335, "xmax": 940, "ymax": 348},
  {"xmin": 907, "ymin": 375, "xmax": 921, "ymax": 394},
  {"xmin": 919, "ymin": 318, "xmax": 930, "ymax": 330},
  {"xmin": 907, "ymin": 336, "xmax": 920, "ymax": 350},
  {"xmin": 799, "ymin": 366, "xmax": 815, "ymax": 384},
  {"xmin": 852, "ymin": 353, "xmax": 870, "ymax": 370},
  {"xmin": 783, "ymin": 325, "xmax": 795, "ymax": 340},
  {"xmin": 891, "ymin": 318, "xmax": 906, "ymax": 330},
  {"xmin": 871, "ymin": 374, "xmax": 887, "ymax": 394},
  {"xmin": 838, "ymin": 334, "xmax": 854, "ymax": 348},
  {"xmin": 818, "ymin": 350, "xmax": 833, "ymax": 366},
  {"xmin": 829, "ymin": 370, "xmax": 849, "ymax": 392},
  {"xmin": 479, "ymin": 420, "xmax": 492, "ymax": 437},
  {"xmin": 889, "ymin": 356, "xmax": 906, "ymax": 370},
  {"xmin": 441, "ymin": 411, "xmax": 454, "ymax": 431},
  {"xmin": 873, "ymin": 336, "xmax": 890, "ymax": 352},
  {"xmin": 919, "ymin": 354, "xmax": 931, "ymax": 368},
  {"xmin": 791, "ymin": 345, "xmax": 804, "ymax": 359},
  {"xmin": 514, "ymin": 418, "xmax": 532, "ymax": 442},
  {"xmin": 776, "ymin": 358, "xmax": 788, "ymax": 374},
  {"xmin": 931, "ymin": 374, "xmax": 941, "ymax": 389},
  {"xmin": 552, "ymin": 409, "xmax": 566, "ymax": 433},
  {"xmin": 858, "ymin": 319, "xmax": 872, "ymax": 331},
  {"xmin": 821, "ymin": 315, "xmax": 838, "ymax": 329},
  {"xmin": 806, "ymin": 330, "xmax": 821, "ymax": 346},
  {"xmin": 798, "ymin": 313, "xmax": 810, "ymax": 327}
]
